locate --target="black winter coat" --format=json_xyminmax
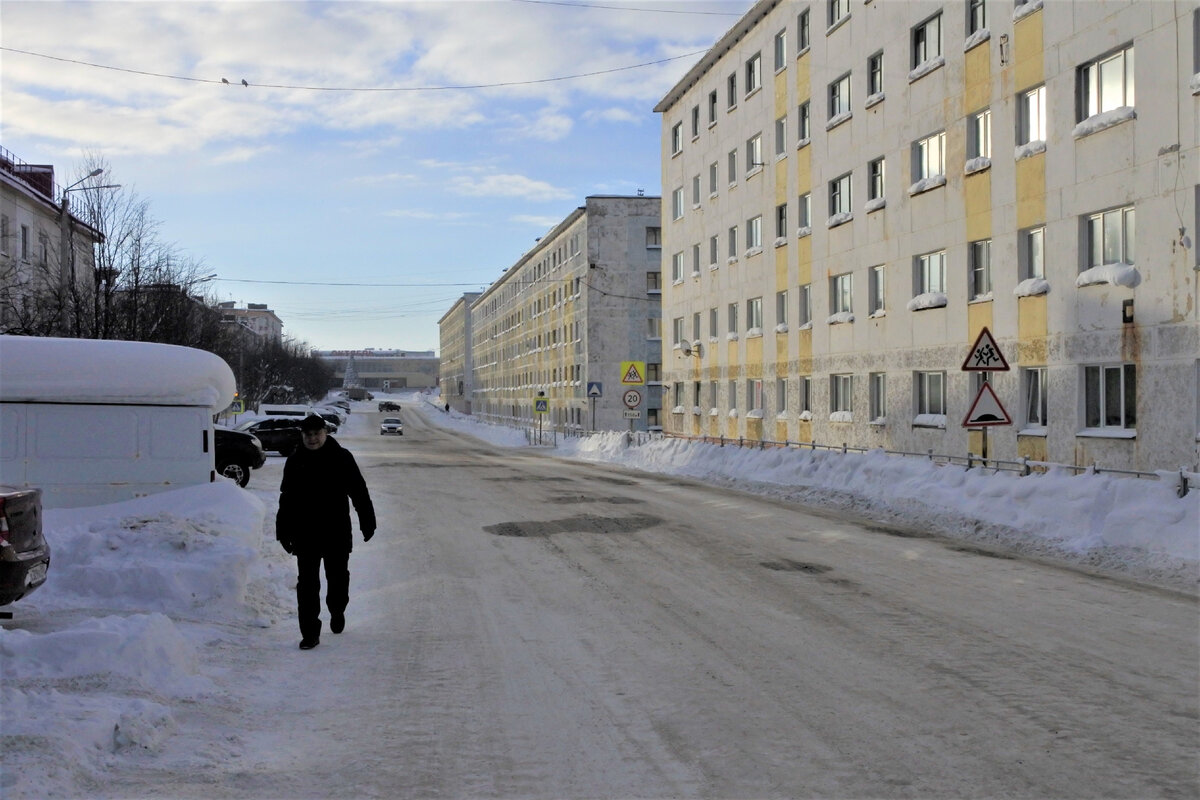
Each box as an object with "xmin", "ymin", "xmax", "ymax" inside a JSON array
[{"xmin": 276, "ymin": 436, "xmax": 376, "ymax": 554}]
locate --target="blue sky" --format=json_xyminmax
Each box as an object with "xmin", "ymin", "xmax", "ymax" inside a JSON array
[{"xmin": 1, "ymin": 0, "xmax": 750, "ymax": 351}]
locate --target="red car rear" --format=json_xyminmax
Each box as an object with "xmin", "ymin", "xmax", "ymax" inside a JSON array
[{"xmin": 0, "ymin": 486, "xmax": 51, "ymax": 606}]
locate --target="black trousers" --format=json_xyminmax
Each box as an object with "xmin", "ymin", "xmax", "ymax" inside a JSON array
[{"xmin": 295, "ymin": 549, "xmax": 350, "ymax": 640}]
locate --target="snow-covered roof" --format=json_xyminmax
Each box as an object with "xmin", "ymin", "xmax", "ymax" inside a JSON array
[{"xmin": 0, "ymin": 336, "xmax": 236, "ymax": 409}]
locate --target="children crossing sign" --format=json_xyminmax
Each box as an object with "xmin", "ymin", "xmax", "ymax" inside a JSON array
[
  {"xmin": 961, "ymin": 327, "xmax": 1010, "ymax": 371},
  {"xmin": 620, "ymin": 361, "xmax": 646, "ymax": 385}
]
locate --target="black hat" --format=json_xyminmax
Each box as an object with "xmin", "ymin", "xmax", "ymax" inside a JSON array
[{"xmin": 299, "ymin": 413, "xmax": 327, "ymax": 432}]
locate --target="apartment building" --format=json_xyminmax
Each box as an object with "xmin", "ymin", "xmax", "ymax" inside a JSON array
[
  {"xmin": 438, "ymin": 292, "xmax": 481, "ymax": 413},
  {"xmin": 470, "ymin": 195, "xmax": 663, "ymax": 432},
  {"xmin": 216, "ymin": 301, "xmax": 283, "ymax": 343},
  {"xmin": 655, "ymin": 0, "xmax": 1198, "ymax": 473}
]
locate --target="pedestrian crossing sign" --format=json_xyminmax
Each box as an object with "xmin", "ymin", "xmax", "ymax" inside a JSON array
[
  {"xmin": 620, "ymin": 361, "xmax": 646, "ymax": 385},
  {"xmin": 534, "ymin": 398, "xmax": 549, "ymax": 414}
]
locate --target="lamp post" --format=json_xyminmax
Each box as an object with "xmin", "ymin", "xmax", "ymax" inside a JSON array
[{"xmin": 58, "ymin": 169, "xmax": 121, "ymax": 336}]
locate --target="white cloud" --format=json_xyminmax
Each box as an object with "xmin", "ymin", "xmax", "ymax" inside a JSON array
[
  {"xmin": 510, "ymin": 214, "xmax": 565, "ymax": 229},
  {"xmin": 450, "ymin": 173, "xmax": 570, "ymax": 201},
  {"xmin": 382, "ymin": 209, "xmax": 472, "ymax": 221},
  {"xmin": 583, "ymin": 107, "xmax": 643, "ymax": 125}
]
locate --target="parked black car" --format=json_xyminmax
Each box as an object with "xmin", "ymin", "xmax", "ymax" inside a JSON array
[
  {"xmin": 234, "ymin": 417, "xmax": 305, "ymax": 456},
  {"xmin": 378, "ymin": 401, "xmax": 401, "ymax": 412},
  {"xmin": 0, "ymin": 485, "xmax": 50, "ymax": 606},
  {"xmin": 214, "ymin": 426, "xmax": 267, "ymax": 487}
]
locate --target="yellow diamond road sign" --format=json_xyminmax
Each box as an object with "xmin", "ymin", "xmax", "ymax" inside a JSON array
[{"xmin": 620, "ymin": 361, "xmax": 645, "ymax": 385}]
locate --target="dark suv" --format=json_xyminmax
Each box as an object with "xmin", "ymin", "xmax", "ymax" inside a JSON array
[
  {"xmin": 214, "ymin": 426, "xmax": 267, "ymax": 487},
  {"xmin": 0, "ymin": 485, "xmax": 50, "ymax": 606},
  {"xmin": 378, "ymin": 401, "xmax": 401, "ymax": 412},
  {"xmin": 234, "ymin": 417, "xmax": 304, "ymax": 456}
]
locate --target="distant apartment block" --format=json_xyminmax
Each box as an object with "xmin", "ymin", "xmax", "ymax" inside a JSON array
[
  {"xmin": 438, "ymin": 292, "xmax": 480, "ymax": 413},
  {"xmin": 654, "ymin": 0, "xmax": 1198, "ymax": 474},
  {"xmin": 314, "ymin": 349, "xmax": 439, "ymax": 391},
  {"xmin": 467, "ymin": 195, "xmax": 663, "ymax": 432},
  {"xmin": 217, "ymin": 301, "xmax": 283, "ymax": 342}
]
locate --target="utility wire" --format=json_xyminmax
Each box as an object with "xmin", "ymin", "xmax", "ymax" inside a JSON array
[{"xmin": 0, "ymin": 46, "xmax": 708, "ymax": 92}]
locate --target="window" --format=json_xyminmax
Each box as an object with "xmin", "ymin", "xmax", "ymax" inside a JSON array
[
  {"xmin": 829, "ymin": 73, "xmax": 851, "ymax": 118},
  {"xmin": 915, "ymin": 131, "xmax": 946, "ymax": 180},
  {"xmin": 916, "ymin": 371, "xmax": 946, "ymax": 415},
  {"xmin": 1022, "ymin": 367, "xmax": 1048, "ymax": 427},
  {"xmin": 689, "ymin": 176, "xmax": 700, "ymax": 208},
  {"xmin": 729, "ymin": 380, "xmax": 738, "ymax": 410},
  {"xmin": 829, "ymin": 0, "xmax": 849, "ymax": 28},
  {"xmin": 646, "ymin": 227, "xmax": 661, "ymax": 247},
  {"xmin": 870, "ymin": 373, "xmax": 887, "ymax": 421},
  {"xmin": 746, "ymin": 133, "xmax": 763, "ymax": 172},
  {"xmin": 708, "ymin": 162, "xmax": 718, "ymax": 196},
  {"xmin": 798, "ymin": 101, "xmax": 811, "ymax": 142},
  {"xmin": 647, "ymin": 363, "xmax": 662, "ymax": 382},
  {"xmin": 692, "ymin": 243, "xmax": 701, "ymax": 274},
  {"xmin": 647, "ymin": 317, "xmax": 662, "ymax": 338},
  {"xmin": 869, "ymin": 265, "xmax": 886, "ymax": 314},
  {"xmin": 774, "ymin": 29, "xmax": 788, "ymax": 71},
  {"xmin": 798, "ymin": 9, "xmax": 811, "ymax": 52},
  {"xmin": 709, "ymin": 307, "xmax": 718, "ymax": 337},
  {"xmin": 1020, "ymin": 85, "xmax": 1047, "ymax": 144},
  {"xmin": 728, "ymin": 302, "xmax": 739, "ymax": 334},
  {"xmin": 672, "ymin": 188, "xmax": 684, "ymax": 220},
  {"xmin": 1021, "ymin": 226, "xmax": 1045, "ymax": 279},
  {"xmin": 969, "ymin": 239, "xmax": 992, "ymax": 298},
  {"xmin": 831, "ymin": 272, "xmax": 853, "ymax": 314},
  {"xmin": 673, "ymin": 382, "xmax": 684, "ymax": 407},
  {"xmin": 1084, "ymin": 364, "xmax": 1136, "ymax": 429},
  {"xmin": 746, "ymin": 53, "xmax": 762, "ymax": 95},
  {"xmin": 747, "ymin": 297, "xmax": 763, "ymax": 331},
  {"xmin": 672, "ymin": 317, "xmax": 685, "ymax": 346},
  {"xmin": 709, "ymin": 234, "xmax": 719, "ymax": 266},
  {"xmin": 20, "ymin": 225, "xmax": 29, "ymax": 261},
  {"xmin": 708, "ymin": 90, "xmax": 718, "ymax": 124},
  {"xmin": 0, "ymin": 215, "xmax": 7, "ymax": 255},
  {"xmin": 967, "ymin": 0, "xmax": 986, "ymax": 35},
  {"xmin": 868, "ymin": 51, "xmax": 884, "ymax": 96},
  {"xmin": 917, "ymin": 250, "xmax": 946, "ymax": 294},
  {"xmin": 969, "ymin": 109, "xmax": 992, "ymax": 160},
  {"xmin": 728, "ymin": 149, "xmax": 738, "ymax": 184},
  {"xmin": 831, "ymin": 374, "xmax": 853, "ymax": 413},
  {"xmin": 727, "ymin": 73, "xmax": 737, "ymax": 109},
  {"xmin": 777, "ymin": 378, "xmax": 789, "ymax": 412},
  {"xmin": 692, "ymin": 312, "xmax": 701, "ymax": 340},
  {"xmin": 798, "ymin": 193, "xmax": 812, "ymax": 228},
  {"xmin": 775, "ymin": 116, "xmax": 787, "ymax": 157},
  {"xmin": 671, "ymin": 251, "xmax": 684, "ymax": 282},
  {"xmin": 748, "ymin": 379, "xmax": 764, "ymax": 413},
  {"xmin": 912, "ymin": 12, "xmax": 942, "ymax": 68},
  {"xmin": 868, "ymin": 157, "xmax": 885, "ymax": 201},
  {"xmin": 799, "ymin": 376, "xmax": 812, "ymax": 413},
  {"xmin": 1086, "ymin": 205, "xmax": 1135, "ymax": 267},
  {"xmin": 776, "ymin": 202, "xmax": 788, "ymax": 238},
  {"xmin": 747, "ymin": 215, "xmax": 762, "ymax": 250},
  {"xmin": 798, "ymin": 283, "xmax": 812, "ymax": 325},
  {"xmin": 776, "ymin": 290, "xmax": 788, "ymax": 326},
  {"xmin": 646, "ymin": 272, "xmax": 661, "ymax": 292},
  {"xmin": 1079, "ymin": 46, "xmax": 1134, "ymax": 119},
  {"xmin": 671, "ymin": 122, "xmax": 683, "ymax": 155},
  {"xmin": 830, "ymin": 173, "xmax": 852, "ymax": 216},
  {"xmin": 727, "ymin": 225, "xmax": 739, "ymax": 258}
]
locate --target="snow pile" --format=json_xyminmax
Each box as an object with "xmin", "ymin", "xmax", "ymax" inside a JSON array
[
  {"xmin": 827, "ymin": 212, "xmax": 853, "ymax": 228},
  {"xmin": 865, "ymin": 197, "xmax": 886, "ymax": 213},
  {"xmin": 1014, "ymin": 277, "xmax": 1050, "ymax": 297},
  {"xmin": 827, "ymin": 311, "xmax": 855, "ymax": 325},
  {"xmin": 908, "ymin": 174, "xmax": 946, "ymax": 196},
  {"xmin": 963, "ymin": 28, "xmax": 991, "ymax": 52},
  {"xmin": 1015, "ymin": 140, "xmax": 1046, "ymax": 160},
  {"xmin": 908, "ymin": 55, "xmax": 945, "ymax": 83},
  {"xmin": 907, "ymin": 292, "xmax": 948, "ymax": 311},
  {"xmin": 1076, "ymin": 263, "xmax": 1140, "ymax": 289},
  {"xmin": 1014, "ymin": 0, "xmax": 1043, "ymax": 22},
  {"xmin": 1072, "ymin": 107, "xmax": 1136, "ymax": 139},
  {"xmin": 965, "ymin": 156, "xmax": 991, "ymax": 175},
  {"xmin": 826, "ymin": 111, "xmax": 852, "ymax": 130},
  {"xmin": 864, "ymin": 92, "xmax": 885, "ymax": 109}
]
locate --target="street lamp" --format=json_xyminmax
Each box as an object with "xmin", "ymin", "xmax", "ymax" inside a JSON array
[{"xmin": 58, "ymin": 171, "xmax": 122, "ymax": 335}]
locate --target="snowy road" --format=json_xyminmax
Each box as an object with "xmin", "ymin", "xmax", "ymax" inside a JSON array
[{"xmin": 105, "ymin": 403, "xmax": 1198, "ymax": 799}]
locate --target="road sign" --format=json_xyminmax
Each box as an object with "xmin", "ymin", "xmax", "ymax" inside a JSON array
[
  {"xmin": 620, "ymin": 361, "xmax": 646, "ymax": 385},
  {"xmin": 534, "ymin": 398, "xmax": 549, "ymax": 414},
  {"xmin": 622, "ymin": 409, "xmax": 641, "ymax": 419},
  {"xmin": 962, "ymin": 382, "xmax": 1012, "ymax": 427},
  {"xmin": 587, "ymin": 382, "xmax": 603, "ymax": 397},
  {"xmin": 961, "ymin": 327, "xmax": 1010, "ymax": 371},
  {"xmin": 622, "ymin": 389, "xmax": 642, "ymax": 409}
]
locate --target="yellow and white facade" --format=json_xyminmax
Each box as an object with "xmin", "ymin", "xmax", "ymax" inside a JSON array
[{"xmin": 656, "ymin": 0, "xmax": 1198, "ymax": 473}]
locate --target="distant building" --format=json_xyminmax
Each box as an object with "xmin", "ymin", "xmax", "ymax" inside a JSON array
[
  {"xmin": 314, "ymin": 349, "xmax": 439, "ymax": 392},
  {"xmin": 655, "ymin": 0, "xmax": 1197, "ymax": 473},
  {"xmin": 466, "ymin": 195, "xmax": 663, "ymax": 432},
  {"xmin": 216, "ymin": 301, "xmax": 283, "ymax": 342},
  {"xmin": 438, "ymin": 292, "xmax": 481, "ymax": 413}
]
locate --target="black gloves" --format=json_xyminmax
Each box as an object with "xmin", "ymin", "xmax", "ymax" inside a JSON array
[
  {"xmin": 363, "ymin": 530, "xmax": 375, "ymax": 542},
  {"xmin": 279, "ymin": 539, "xmax": 294, "ymax": 555}
]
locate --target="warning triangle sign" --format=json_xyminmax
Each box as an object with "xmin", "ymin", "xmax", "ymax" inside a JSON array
[
  {"xmin": 962, "ymin": 382, "xmax": 1012, "ymax": 427},
  {"xmin": 961, "ymin": 327, "xmax": 1010, "ymax": 371},
  {"xmin": 620, "ymin": 361, "xmax": 645, "ymax": 385}
]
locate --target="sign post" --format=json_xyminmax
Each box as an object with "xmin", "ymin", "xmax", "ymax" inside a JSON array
[
  {"xmin": 587, "ymin": 382, "xmax": 602, "ymax": 432},
  {"xmin": 619, "ymin": 362, "xmax": 646, "ymax": 434},
  {"xmin": 960, "ymin": 327, "xmax": 1011, "ymax": 464}
]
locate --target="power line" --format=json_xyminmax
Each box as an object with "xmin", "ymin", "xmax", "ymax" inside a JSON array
[
  {"xmin": 0, "ymin": 46, "xmax": 709, "ymax": 92},
  {"xmin": 219, "ymin": 278, "xmax": 486, "ymax": 287}
]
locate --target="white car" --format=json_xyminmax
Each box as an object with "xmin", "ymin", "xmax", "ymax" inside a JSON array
[{"xmin": 379, "ymin": 417, "xmax": 403, "ymax": 435}]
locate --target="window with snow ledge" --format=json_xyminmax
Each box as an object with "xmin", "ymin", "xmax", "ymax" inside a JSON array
[
  {"xmin": 908, "ymin": 55, "xmax": 944, "ymax": 83},
  {"xmin": 1076, "ymin": 263, "xmax": 1140, "ymax": 288},
  {"xmin": 672, "ymin": 278, "xmax": 684, "ymax": 286},
  {"xmin": 827, "ymin": 312, "xmax": 855, "ymax": 325},
  {"xmin": 908, "ymin": 175, "xmax": 946, "ymax": 196},
  {"xmin": 726, "ymin": 332, "xmax": 739, "ymax": 341},
  {"xmin": 798, "ymin": 321, "xmax": 813, "ymax": 331},
  {"xmin": 1076, "ymin": 427, "xmax": 1136, "ymax": 440},
  {"xmin": 727, "ymin": 256, "xmax": 739, "ymax": 265},
  {"xmin": 708, "ymin": 336, "xmax": 720, "ymax": 344},
  {"xmin": 746, "ymin": 327, "xmax": 764, "ymax": 339},
  {"xmin": 692, "ymin": 406, "xmax": 703, "ymax": 416},
  {"xmin": 1013, "ymin": 0, "xmax": 1043, "ymax": 23},
  {"xmin": 774, "ymin": 323, "xmax": 789, "ymax": 334},
  {"xmin": 869, "ymin": 416, "xmax": 886, "ymax": 427},
  {"xmin": 746, "ymin": 409, "xmax": 764, "ymax": 419},
  {"xmin": 965, "ymin": 157, "xmax": 991, "ymax": 175},
  {"xmin": 912, "ymin": 413, "xmax": 946, "ymax": 429},
  {"xmin": 796, "ymin": 137, "xmax": 811, "ymax": 150},
  {"xmin": 709, "ymin": 407, "xmax": 720, "ymax": 416},
  {"xmin": 776, "ymin": 411, "xmax": 790, "ymax": 421},
  {"xmin": 865, "ymin": 92, "xmax": 885, "ymax": 109},
  {"xmin": 829, "ymin": 411, "xmax": 853, "ymax": 423},
  {"xmin": 868, "ymin": 309, "xmax": 886, "ymax": 319},
  {"xmin": 671, "ymin": 406, "xmax": 686, "ymax": 414},
  {"xmin": 969, "ymin": 292, "xmax": 994, "ymax": 304},
  {"xmin": 1072, "ymin": 107, "xmax": 1136, "ymax": 139},
  {"xmin": 1192, "ymin": 74, "xmax": 1200, "ymax": 96},
  {"xmin": 826, "ymin": 14, "xmax": 850, "ymax": 36},
  {"xmin": 1015, "ymin": 140, "xmax": 1046, "ymax": 161},
  {"xmin": 745, "ymin": 247, "xmax": 762, "ymax": 259},
  {"xmin": 799, "ymin": 410, "xmax": 813, "ymax": 421},
  {"xmin": 963, "ymin": 28, "xmax": 990, "ymax": 52},
  {"xmin": 728, "ymin": 408, "xmax": 739, "ymax": 418},
  {"xmin": 865, "ymin": 198, "xmax": 886, "ymax": 213},
  {"xmin": 774, "ymin": 237, "xmax": 788, "ymax": 249},
  {"xmin": 827, "ymin": 212, "xmax": 853, "ymax": 229},
  {"xmin": 907, "ymin": 292, "xmax": 947, "ymax": 311},
  {"xmin": 826, "ymin": 112, "xmax": 852, "ymax": 131},
  {"xmin": 797, "ymin": 226, "xmax": 812, "ymax": 238}
]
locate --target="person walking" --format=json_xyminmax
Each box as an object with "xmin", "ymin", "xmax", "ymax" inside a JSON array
[{"xmin": 276, "ymin": 413, "xmax": 376, "ymax": 650}]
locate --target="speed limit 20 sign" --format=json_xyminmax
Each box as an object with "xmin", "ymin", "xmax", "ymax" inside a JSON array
[{"xmin": 622, "ymin": 389, "xmax": 642, "ymax": 408}]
